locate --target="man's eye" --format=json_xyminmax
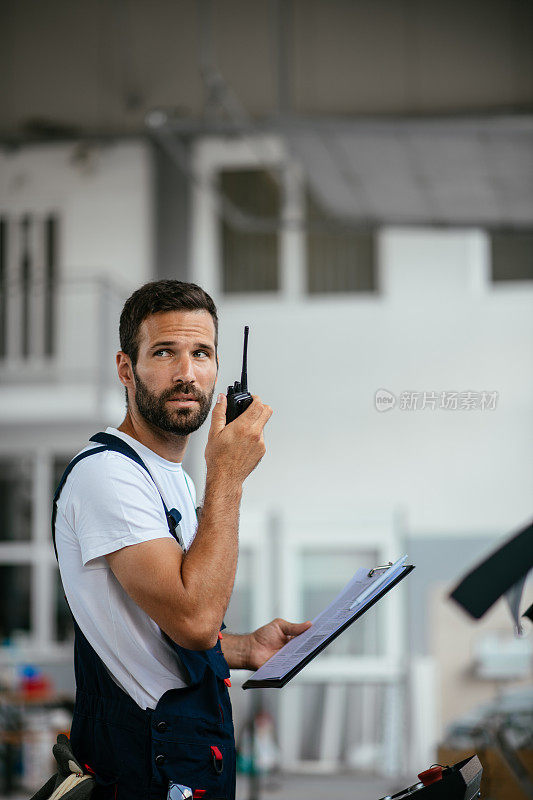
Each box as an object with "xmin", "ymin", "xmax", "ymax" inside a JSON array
[
  {"xmin": 154, "ymin": 349, "xmax": 172, "ymax": 357},
  {"xmin": 194, "ymin": 350, "xmax": 209, "ymax": 358}
]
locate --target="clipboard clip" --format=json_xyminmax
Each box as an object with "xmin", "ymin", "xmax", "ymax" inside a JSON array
[{"xmin": 368, "ymin": 562, "xmax": 393, "ymax": 577}]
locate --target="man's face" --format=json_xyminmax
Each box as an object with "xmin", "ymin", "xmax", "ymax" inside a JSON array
[{"xmin": 128, "ymin": 309, "xmax": 218, "ymax": 436}]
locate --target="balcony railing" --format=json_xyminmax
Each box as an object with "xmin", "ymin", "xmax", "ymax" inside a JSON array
[{"xmin": 0, "ymin": 275, "xmax": 129, "ymax": 390}]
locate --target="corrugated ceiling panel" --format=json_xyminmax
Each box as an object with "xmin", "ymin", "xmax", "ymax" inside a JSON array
[{"xmin": 288, "ymin": 118, "xmax": 533, "ymax": 226}]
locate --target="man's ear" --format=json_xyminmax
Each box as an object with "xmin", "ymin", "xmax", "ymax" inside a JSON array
[{"xmin": 116, "ymin": 351, "xmax": 133, "ymax": 389}]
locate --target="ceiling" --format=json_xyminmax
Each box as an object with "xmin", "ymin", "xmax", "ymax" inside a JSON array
[
  {"xmin": 2, "ymin": 0, "xmax": 532, "ymax": 228},
  {"xmin": 1, "ymin": 0, "xmax": 532, "ymax": 140}
]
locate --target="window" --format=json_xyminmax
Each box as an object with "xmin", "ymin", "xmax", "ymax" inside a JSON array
[
  {"xmin": 44, "ymin": 215, "xmax": 58, "ymax": 356},
  {"xmin": 0, "ymin": 217, "xmax": 6, "ymax": 358},
  {"xmin": 0, "ymin": 452, "xmax": 72, "ymax": 651},
  {"xmin": 220, "ymin": 169, "xmax": 280, "ymax": 293},
  {"xmin": 0, "ymin": 213, "xmax": 59, "ymax": 361},
  {"xmin": 0, "ymin": 565, "xmax": 31, "ymax": 641},
  {"xmin": 0, "ymin": 457, "xmax": 32, "ymax": 542},
  {"xmin": 53, "ymin": 456, "xmax": 73, "ymax": 643},
  {"xmin": 300, "ymin": 549, "xmax": 381, "ymax": 657},
  {"xmin": 306, "ymin": 190, "xmax": 377, "ymax": 294},
  {"xmin": 491, "ymin": 229, "xmax": 533, "ymax": 282},
  {"xmin": 0, "ymin": 457, "xmax": 33, "ymax": 643}
]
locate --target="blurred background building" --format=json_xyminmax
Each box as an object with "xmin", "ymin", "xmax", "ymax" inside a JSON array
[{"xmin": 0, "ymin": 1, "xmax": 532, "ymax": 797}]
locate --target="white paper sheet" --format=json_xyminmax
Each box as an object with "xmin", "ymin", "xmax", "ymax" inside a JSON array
[{"xmin": 248, "ymin": 555, "xmax": 408, "ymax": 682}]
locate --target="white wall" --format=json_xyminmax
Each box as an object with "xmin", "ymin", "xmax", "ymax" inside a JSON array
[{"xmin": 188, "ymin": 227, "xmax": 533, "ymax": 538}]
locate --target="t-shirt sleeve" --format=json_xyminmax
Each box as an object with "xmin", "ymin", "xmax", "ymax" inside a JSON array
[{"xmin": 62, "ymin": 452, "xmax": 173, "ymax": 566}]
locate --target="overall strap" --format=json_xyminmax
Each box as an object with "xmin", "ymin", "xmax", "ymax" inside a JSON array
[{"xmin": 52, "ymin": 433, "xmax": 181, "ymax": 561}]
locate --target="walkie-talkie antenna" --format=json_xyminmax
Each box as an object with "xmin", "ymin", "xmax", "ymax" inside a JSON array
[
  {"xmin": 226, "ymin": 325, "xmax": 252, "ymax": 423},
  {"xmin": 240, "ymin": 326, "xmax": 249, "ymax": 392}
]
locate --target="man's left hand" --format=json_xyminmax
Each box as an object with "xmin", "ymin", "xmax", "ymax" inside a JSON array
[{"xmin": 246, "ymin": 618, "xmax": 312, "ymax": 670}]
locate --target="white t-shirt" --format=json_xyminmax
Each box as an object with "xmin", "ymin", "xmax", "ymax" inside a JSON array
[{"xmin": 55, "ymin": 427, "xmax": 199, "ymax": 710}]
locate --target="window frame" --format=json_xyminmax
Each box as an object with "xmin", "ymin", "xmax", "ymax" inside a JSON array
[
  {"xmin": 191, "ymin": 135, "xmax": 306, "ymax": 300},
  {"xmin": 0, "ymin": 448, "xmax": 72, "ymax": 663}
]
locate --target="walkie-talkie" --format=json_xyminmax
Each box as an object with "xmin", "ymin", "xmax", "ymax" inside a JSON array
[{"xmin": 226, "ymin": 326, "xmax": 253, "ymax": 424}]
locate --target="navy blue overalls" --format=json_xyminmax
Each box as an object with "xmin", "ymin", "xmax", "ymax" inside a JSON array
[{"xmin": 52, "ymin": 432, "xmax": 236, "ymax": 800}]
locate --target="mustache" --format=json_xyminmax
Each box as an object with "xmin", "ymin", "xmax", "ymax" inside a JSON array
[{"xmin": 161, "ymin": 383, "xmax": 205, "ymax": 402}]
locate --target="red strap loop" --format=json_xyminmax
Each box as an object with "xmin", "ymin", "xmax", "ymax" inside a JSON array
[
  {"xmin": 210, "ymin": 745, "xmax": 223, "ymax": 774},
  {"xmin": 418, "ymin": 766, "xmax": 443, "ymax": 786}
]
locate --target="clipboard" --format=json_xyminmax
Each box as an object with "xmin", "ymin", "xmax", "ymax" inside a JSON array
[{"xmin": 243, "ymin": 557, "xmax": 414, "ymax": 689}]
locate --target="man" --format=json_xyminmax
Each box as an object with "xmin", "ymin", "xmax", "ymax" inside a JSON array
[{"xmin": 54, "ymin": 280, "xmax": 310, "ymax": 800}]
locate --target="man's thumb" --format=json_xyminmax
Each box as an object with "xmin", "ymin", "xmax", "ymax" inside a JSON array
[
  {"xmin": 281, "ymin": 620, "xmax": 312, "ymax": 637},
  {"xmin": 209, "ymin": 393, "xmax": 227, "ymax": 434}
]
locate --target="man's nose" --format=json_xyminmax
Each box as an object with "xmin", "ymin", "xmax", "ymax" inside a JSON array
[{"xmin": 172, "ymin": 355, "xmax": 195, "ymax": 384}]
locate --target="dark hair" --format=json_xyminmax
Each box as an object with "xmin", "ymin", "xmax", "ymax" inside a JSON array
[{"xmin": 119, "ymin": 280, "xmax": 218, "ymax": 365}]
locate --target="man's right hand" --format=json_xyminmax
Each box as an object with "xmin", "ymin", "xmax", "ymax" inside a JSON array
[{"xmin": 204, "ymin": 393, "xmax": 273, "ymax": 486}]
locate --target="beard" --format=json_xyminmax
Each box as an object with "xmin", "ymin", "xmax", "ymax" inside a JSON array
[{"xmin": 131, "ymin": 365, "xmax": 215, "ymax": 436}]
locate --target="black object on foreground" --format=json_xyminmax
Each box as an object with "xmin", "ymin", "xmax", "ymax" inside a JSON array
[
  {"xmin": 447, "ymin": 518, "xmax": 533, "ymax": 799},
  {"xmin": 377, "ymin": 755, "xmax": 483, "ymax": 799},
  {"xmin": 450, "ymin": 518, "xmax": 533, "ymax": 627},
  {"xmin": 29, "ymin": 734, "xmax": 94, "ymax": 800}
]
